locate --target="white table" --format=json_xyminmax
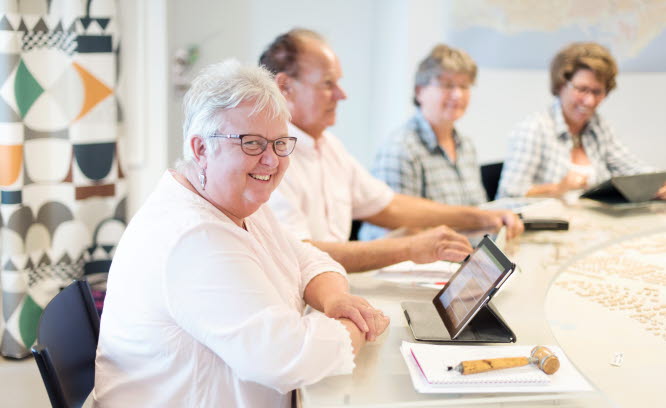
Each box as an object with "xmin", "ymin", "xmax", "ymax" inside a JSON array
[{"xmin": 300, "ymin": 201, "xmax": 666, "ymax": 407}]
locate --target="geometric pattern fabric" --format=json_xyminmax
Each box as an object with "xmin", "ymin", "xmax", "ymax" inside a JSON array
[{"xmin": 0, "ymin": 0, "xmax": 125, "ymax": 358}]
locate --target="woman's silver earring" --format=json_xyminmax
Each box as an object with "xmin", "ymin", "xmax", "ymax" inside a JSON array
[{"xmin": 199, "ymin": 168, "xmax": 207, "ymax": 190}]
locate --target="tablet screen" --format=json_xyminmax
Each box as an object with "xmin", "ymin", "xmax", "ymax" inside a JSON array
[{"xmin": 433, "ymin": 236, "xmax": 514, "ymax": 339}]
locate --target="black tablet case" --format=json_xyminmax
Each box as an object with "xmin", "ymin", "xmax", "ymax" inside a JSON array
[
  {"xmin": 581, "ymin": 172, "xmax": 666, "ymax": 204},
  {"xmin": 402, "ymin": 301, "xmax": 516, "ymax": 343}
]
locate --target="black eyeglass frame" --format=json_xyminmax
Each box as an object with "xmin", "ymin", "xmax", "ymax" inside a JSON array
[{"xmin": 208, "ymin": 133, "xmax": 297, "ymax": 157}]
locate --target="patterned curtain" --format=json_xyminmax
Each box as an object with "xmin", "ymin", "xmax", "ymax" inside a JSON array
[{"xmin": 0, "ymin": 0, "xmax": 125, "ymax": 358}]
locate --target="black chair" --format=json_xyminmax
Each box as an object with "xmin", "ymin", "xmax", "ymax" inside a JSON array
[
  {"xmin": 480, "ymin": 162, "xmax": 504, "ymax": 201},
  {"xmin": 349, "ymin": 219, "xmax": 362, "ymax": 241},
  {"xmin": 32, "ymin": 280, "xmax": 101, "ymax": 408}
]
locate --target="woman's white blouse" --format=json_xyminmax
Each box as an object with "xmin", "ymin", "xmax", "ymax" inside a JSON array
[{"xmin": 93, "ymin": 172, "xmax": 355, "ymax": 408}]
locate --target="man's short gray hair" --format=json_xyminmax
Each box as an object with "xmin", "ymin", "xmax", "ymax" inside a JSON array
[{"xmin": 178, "ymin": 59, "xmax": 290, "ymax": 168}]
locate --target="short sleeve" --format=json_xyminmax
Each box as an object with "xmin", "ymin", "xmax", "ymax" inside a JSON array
[{"xmin": 331, "ymin": 139, "xmax": 394, "ymax": 219}]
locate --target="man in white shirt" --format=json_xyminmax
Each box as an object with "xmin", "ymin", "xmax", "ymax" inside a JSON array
[{"xmin": 260, "ymin": 29, "xmax": 523, "ymax": 272}]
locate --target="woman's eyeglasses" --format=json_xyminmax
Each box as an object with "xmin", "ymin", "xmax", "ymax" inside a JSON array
[
  {"xmin": 567, "ymin": 82, "xmax": 606, "ymax": 99},
  {"xmin": 208, "ymin": 134, "xmax": 297, "ymax": 157}
]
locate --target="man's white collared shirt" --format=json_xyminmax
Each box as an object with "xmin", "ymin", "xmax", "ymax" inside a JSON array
[{"xmin": 268, "ymin": 123, "xmax": 394, "ymax": 242}]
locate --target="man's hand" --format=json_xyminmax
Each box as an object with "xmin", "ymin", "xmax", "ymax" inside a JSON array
[
  {"xmin": 406, "ymin": 225, "xmax": 473, "ymax": 264},
  {"xmin": 493, "ymin": 210, "xmax": 524, "ymax": 239},
  {"xmin": 476, "ymin": 210, "xmax": 524, "ymax": 240},
  {"xmin": 323, "ymin": 293, "xmax": 390, "ymax": 341}
]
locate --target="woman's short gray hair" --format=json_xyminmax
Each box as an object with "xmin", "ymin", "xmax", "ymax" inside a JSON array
[
  {"xmin": 413, "ymin": 44, "xmax": 477, "ymax": 106},
  {"xmin": 178, "ymin": 59, "xmax": 290, "ymax": 168}
]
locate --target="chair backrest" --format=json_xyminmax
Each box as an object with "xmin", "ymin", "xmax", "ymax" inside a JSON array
[
  {"xmin": 480, "ymin": 162, "xmax": 504, "ymax": 201},
  {"xmin": 31, "ymin": 280, "xmax": 101, "ymax": 408},
  {"xmin": 349, "ymin": 219, "xmax": 362, "ymax": 241}
]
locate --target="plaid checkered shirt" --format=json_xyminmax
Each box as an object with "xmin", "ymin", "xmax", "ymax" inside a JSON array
[
  {"xmin": 497, "ymin": 100, "xmax": 653, "ymax": 198},
  {"xmin": 359, "ymin": 110, "xmax": 486, "ymax": 241}
]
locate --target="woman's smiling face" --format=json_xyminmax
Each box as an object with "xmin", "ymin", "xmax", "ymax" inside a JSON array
[{"xmin": 202, "ymin": 102, "xmax": 290, "ymax": 221}]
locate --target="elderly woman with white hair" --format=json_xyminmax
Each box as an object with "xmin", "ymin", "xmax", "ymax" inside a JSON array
[{"xmin": 93, "ymin": 60, "xmax": 389, "ymax": 407}]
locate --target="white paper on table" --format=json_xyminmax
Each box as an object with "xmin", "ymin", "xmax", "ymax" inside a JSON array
[
  {"xmin": 373, "ymin": 260, "xmax": 459, "ymax": 287},
  {"xmin": 480, "ymin": 197, "xmax": 565, "ymax": 219},
  {"xmin": 400, "ymin": 341, "xmax": 593, "ymax": 394}
]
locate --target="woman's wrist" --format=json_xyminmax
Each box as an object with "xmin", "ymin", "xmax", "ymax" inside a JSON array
[{"xmin": 526, "ymin": 183, "xmax": 563, "ymax": 197}]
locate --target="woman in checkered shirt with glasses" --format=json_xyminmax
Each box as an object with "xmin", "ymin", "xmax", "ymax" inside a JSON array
[{"xmin": 497, "ymin": 42, "xmax": 666, "ymax": 201}]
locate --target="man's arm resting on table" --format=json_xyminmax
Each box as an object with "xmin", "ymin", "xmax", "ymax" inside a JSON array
[
  {"xmin": 306, "ymin": 239, "xmax": 412, "ymax": 273},
  {"xmin": 365, "ymin": 194, "xmax": 497, "ymax": 231},
  {"xmin": 306, "ymin": 225, "xmax": 471, "ymax": 273},
  {"xmin": 363, "ymin": 194, "xmax": 523, "ymax": 239}
]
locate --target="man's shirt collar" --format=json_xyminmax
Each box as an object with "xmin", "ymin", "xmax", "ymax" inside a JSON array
[{"xmin": 288, "ymin": 122, "xmax": 324, "ymax": 151}]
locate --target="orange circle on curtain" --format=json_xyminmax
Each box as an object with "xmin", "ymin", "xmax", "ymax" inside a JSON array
[{"xmin": 0, "ymin": 145, "xmax": 23, "ymax": 186}]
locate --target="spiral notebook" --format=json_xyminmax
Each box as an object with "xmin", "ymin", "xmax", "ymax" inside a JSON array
[
  {"xmin": 400, "ymin": 341, "xmax": 593, "ymax": 394},
  {"xmin": 408, "ymin": 342, "xmax": 549, "ymax": 385}
]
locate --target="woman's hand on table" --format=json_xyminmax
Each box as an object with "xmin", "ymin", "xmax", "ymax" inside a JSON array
[
  {"xmin": 558, "ymin": 171, "xmax": 588, "ymax": 193},
  {"xmin": 655, "ymin": 182, "xmax": 666, "ymax": 200},
  {"xmin": 323, "ymin": 293, "xmax": 390, "ymax": 341}
]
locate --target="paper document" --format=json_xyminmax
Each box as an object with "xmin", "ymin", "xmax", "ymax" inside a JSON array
[
  {"xmin": 481, "ymin": 197, "xmax": 565, "ymax": 219},
  {"xmin": 400, "ymin": 341, "xmax": 592, "ymax": 393},
  {"xmin": 410, "ymin": 342, "xmax": 549, "ymax": 385},
  {"xmin": 374, "ymin": 260, "xmax": 459, "ymax": 288}
]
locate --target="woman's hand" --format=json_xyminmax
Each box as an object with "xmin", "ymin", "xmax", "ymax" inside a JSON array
[
  {"xmin": 323, "ymin": 294, "xmax": 390, "ymax": 341},
  {"xmin": 655, "ymin": 182, "xmax": 666, "ymax": 200},
  {"xmin": 558, "ymin": 171, "xmax": 588, "ymax": 194}
]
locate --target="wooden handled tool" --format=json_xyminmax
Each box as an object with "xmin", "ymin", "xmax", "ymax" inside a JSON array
[{"xmin": 447, "ymin": 346, "xmax": 560, "ymax": 375}]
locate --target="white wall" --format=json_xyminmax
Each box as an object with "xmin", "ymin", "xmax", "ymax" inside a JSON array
[
  {"xmin": 458, "ymin": 70, "xmax": 666, "ymax": 167},
  {"xmin": 119, "ymin": 0, "xmax": 168, "ymax": 215},
  {"xmin": 132, "ymin": 0, "xmax": 663, "ymax": 216},
  {"xmin": 166, "ymin": 0, "xmax": 381, "ymax": 168}
]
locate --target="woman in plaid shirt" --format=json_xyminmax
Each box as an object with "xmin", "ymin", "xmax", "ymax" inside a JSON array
[
  {"xmin": 497, "ymin": 42, "xmax": 666, "ymax": 200},
  {"xmin": 360, "ymin": 44, "xmax": 488, "ymax": 240}
]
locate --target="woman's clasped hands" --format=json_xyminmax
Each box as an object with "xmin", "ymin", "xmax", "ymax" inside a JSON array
[{"xmin": 322, "ymin": 293, "xmax": 390, "ymax": 342}]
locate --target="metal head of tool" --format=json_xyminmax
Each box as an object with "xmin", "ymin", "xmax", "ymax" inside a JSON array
[{"xmin": 529, "ymin": 346, "xmax": 560, "ymax": 375}]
